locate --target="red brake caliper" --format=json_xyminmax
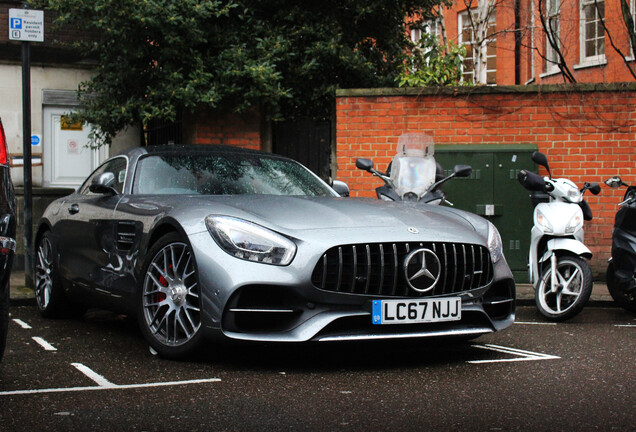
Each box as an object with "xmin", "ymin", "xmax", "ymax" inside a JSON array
[{"xmin": 156, "ymin": 264, "xmax": 172, "ymax": 303}]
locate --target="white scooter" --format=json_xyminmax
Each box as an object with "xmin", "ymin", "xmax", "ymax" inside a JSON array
[{"xmin": 517, "ymin": 151, "xmax": 601, "ymax": 321}]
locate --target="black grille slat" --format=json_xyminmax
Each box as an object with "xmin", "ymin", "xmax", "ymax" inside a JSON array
[{"xmin": 311, "ymin": 242, "xmax": 493, "ymax": 298}]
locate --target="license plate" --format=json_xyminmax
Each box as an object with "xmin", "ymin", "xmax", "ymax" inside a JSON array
[{"xmin": 372, "ymin": 297, "xmax": 461, "ymax": 325}]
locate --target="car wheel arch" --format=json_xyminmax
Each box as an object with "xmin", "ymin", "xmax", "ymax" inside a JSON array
[
  {"xmin": 146, "ymin": 219, "xmax": 188, "ymax": 251},
  {"xmin": 34, "ymin": 222, "xmax": 53, "ymax": 250}
]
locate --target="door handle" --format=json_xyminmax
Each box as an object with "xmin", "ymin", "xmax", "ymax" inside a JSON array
[{"xmin": 68, "ymin": 204, "xmax": 79, "ymax": 214}]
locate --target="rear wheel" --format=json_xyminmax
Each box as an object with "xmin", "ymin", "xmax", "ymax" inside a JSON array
[
  {"xmin": 606, "ymin": 262, "xmax": 636, "ymax": 313},
  {"xmin": 34, "ymin": 232, "xmax": 75, "ymax": 318},
  {"xmin": 536, "ymin": 256, "xmax": 593, "ymax": 321},
  {"xmin": 138, "ymin": 233, "xmax": 203, "ymax": 359}
]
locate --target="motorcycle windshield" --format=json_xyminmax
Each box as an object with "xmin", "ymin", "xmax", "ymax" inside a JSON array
[{"xmin": 391, "ymin": 155, "xmax": 437, "ymax": 198}]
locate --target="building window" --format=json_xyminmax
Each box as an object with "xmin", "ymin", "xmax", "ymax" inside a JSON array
[
  {"xmin": 411, "ymin": 20, "xmax": 441, "ymax": 44},
  {"xmin": 545, "ymin": 0, "xmax": 561, "ymax": 73},
  {"xmin": 458, "ymin": 10, "xmax": 497, "ymax": 84},
  {"xmin": 579, "ymin": 0, "xmax": 605, "ymax": 64}
]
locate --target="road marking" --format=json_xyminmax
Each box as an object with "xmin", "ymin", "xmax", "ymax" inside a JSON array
[
  {"xmin": 12, "ymin": 319, "xmax": 31, "ymax": 329},
  {"xmin": 515, "ymin": 321, "xmax": 557, "ymax": 326},
  {"xmin": 0, "ymin": 378, "xmax": 222, "ymax": 396},
  {"xmin": 72, "ymin": 363, "xmax": 116, "ymax": 387},
  {"xmin": 468, "ymin": 344, "xmax": 560, "ymax": 364},
  {"xmin": 614, "ymin": 324, "xmax": 636, "ymax": 328},
  {"xmin": 0, "ymin": 363, "xmax": 222, "ymax": 396},
  {"xmin": 32, "ymin": 337, "xmax": 57, "ymax": 351}
]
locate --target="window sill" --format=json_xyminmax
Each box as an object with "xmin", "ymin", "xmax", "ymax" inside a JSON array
[
  {"xmin": 539, "ymin": 69, "xmax": 561, "ymax": 78},
  {"xmin": 573, "ymin": 58, "xmax": 607, "ymax": 70}
]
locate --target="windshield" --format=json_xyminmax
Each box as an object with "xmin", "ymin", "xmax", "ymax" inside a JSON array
[
  {"xmin": 132, "ymin": 153, "xmax": 335, "ymax": 197},
  {"xmin": 390, "ymin": 133, "xmax": 436, "ymax": 198}
]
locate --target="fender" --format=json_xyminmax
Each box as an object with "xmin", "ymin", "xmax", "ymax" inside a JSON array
[{"xmin": 539, "ymin": 238, "xmax": 592, "ymax": 263}]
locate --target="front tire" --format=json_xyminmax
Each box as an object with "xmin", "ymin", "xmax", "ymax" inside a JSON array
[
  {"xmin": 138, "ymin": 233, "xmax": 203, "ymax": 359},
  {"xmin": 536, "ymin": 256, "xmax": 593, "ymax": 321},
  {"xmin": 607, "ymin": 262, "xmax": 636, "ymax": 313}
]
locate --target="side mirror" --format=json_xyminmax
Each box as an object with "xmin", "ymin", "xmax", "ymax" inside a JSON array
[
  {"xmin": 453, "ymin": 164, "xmax": 472, "ymax": 178},
  {"xmin": 605, "ymin": 177, "xmax": 623, "ymax": 188},
  {"xmin": 355, "ymin": 158, "xmax": 374, "ymax": 172},
  {"xmin": 531, "ymin": 151, "xmax": 551, "ymax": 177},
  {"xmin": 331, "ymin": 180, "xmax": 350, "ymax": 197},
  {"xmin": 89, "ymin": 172, "xmax": 118, "ymax": 195},
  {"xmin": 585, "ymin": 182, "xmax": 601, "ymax": 195}
]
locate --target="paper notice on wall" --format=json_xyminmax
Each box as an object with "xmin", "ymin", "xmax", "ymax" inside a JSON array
[{"xmin": 67, "ymin": 140, "xmax": 79, "ymax": 154}]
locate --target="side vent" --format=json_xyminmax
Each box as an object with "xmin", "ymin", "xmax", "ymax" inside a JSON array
[{"xmin": 116, "ymin": 221, "xmax": 137, "ymax": 250}]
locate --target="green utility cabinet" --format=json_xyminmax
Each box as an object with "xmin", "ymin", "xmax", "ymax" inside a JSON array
[{"xmin": 435, "ymin": 144, "xmax": 538, "ymax": 283}]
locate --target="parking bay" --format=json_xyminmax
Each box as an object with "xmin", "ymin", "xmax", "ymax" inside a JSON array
[{"xmin": 1, "ymin": 305, "xmax": 635, "ymax": 431}]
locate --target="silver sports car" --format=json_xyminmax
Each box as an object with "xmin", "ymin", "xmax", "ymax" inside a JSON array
[{"xmin": 36, "ymin": 145, "xmax": 515, "ymax": 358}]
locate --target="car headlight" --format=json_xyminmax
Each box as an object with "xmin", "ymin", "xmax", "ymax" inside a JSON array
[
  {"xmin": 487, "ymin": 221, "xmax": 504, "ymax": 264},
  {"xmin": 565, "ymin": 213, "xmax": 582, "ymax": 234},
  {"xmin": 205, "ymin": 216, "xmax": 296, "ymax": 266},
  {"xmin": 535, "ymin": 209, "xmax": 553, "ymax": 233}
]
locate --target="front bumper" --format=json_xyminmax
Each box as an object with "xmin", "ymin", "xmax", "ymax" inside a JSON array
[
  {"xmin": 189, "ymin": 231, "xmax": 516, "ymax": 344},
  {"xmin": 220, "ymin": 276, "xmax": 515, "ymax": 343}
]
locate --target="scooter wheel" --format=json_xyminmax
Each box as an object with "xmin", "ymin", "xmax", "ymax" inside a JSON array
[
  {"xmin": 536, "ymin": 256, "xmax": 593, "ymax": 321},
  {"xmin": 606, "ymin": 262, "xmax": 636, "ymax": 313}
]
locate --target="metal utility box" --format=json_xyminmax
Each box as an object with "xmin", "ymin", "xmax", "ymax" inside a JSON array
[{"xmin": 435, "ymin": 144, "xmax": 538, "ymax": 283}]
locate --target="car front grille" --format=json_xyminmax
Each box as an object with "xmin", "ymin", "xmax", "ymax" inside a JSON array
[{"xmin": 311, "ymin": 242, "xmax": 493, "ymax": 298}]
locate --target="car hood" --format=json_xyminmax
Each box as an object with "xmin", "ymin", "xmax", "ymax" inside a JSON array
[{"xmin": 163, "ymin": 195, "xmax": 485, "ymax": 244}]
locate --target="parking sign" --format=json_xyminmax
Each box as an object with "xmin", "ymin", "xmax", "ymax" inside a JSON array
[{"xmin": 9, "ymin": 9, "xmax": 44, "ymax": 42}]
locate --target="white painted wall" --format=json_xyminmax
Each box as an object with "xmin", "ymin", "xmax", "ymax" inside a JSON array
[{"xmin": 0, "ymin": 64, "xmax": 139, "ymax": 187}]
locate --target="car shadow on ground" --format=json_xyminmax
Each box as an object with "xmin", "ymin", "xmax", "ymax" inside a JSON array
[{"xmin": 76, "ymin": 307, "xmax": 483, "ymax": 371}]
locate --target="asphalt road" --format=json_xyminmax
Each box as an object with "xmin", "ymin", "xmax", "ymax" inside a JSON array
[{"xmin": 1, "ymin": 304, "xmax": 635, "ymax": 432}]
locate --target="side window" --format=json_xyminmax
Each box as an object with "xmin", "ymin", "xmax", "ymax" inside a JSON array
[{"xmin": 79, "ymin": 157, "xmax": 128, "ymax": 195}]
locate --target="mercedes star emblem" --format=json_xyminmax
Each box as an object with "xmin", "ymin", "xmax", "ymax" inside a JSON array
[{"xmin": 403, "ymin": 248, "xmax": 441, "ymax": 293}]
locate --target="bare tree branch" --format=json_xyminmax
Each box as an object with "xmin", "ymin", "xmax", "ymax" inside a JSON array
[
  {"xmin": 537, "ymin": 0, "xmax": 577, "ymax": 83},
  {"xmin": 593, "ymin": 0, "xmax": 636, "ymax": 80}
]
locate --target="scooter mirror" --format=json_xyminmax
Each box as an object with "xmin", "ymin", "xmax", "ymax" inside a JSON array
[
  {"xmin": 453, "ymin": 164, "xmax": 472, "ymax": 178},
  {"xmin": 356, "ymin": 158, "xmax": 374, "ymax": 172},
  {"xmin": 605, "ymin": 176, "xmax": 623, "ymax": 188},
  {"xmin": 531, "ymin": 151, "xmax": 550, "ymax": 171},
  {"xmin": 586, "ymin": 182, "xmax": 601, "ymax": 195}
]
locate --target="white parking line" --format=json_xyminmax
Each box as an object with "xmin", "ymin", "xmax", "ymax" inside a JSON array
[
  {"xmin": 614, "ymin": 324, "xmax": 636, "ymax": 328},
  {"xmin": 515, "ymin": 321, "xmax": 557, "ymax": 325},
  {"xmin": 32, "ymin": 337, "xmax": 57, "ymax": 351},
  {"xmin": 468, "ymin": 344, "xmax": 560, "ymax": 364},
  {"xmin": 0, "ymin": 378, "xmax": 222, "ymax": 396},
  {"xmin": 72, "ymin": 363, "xmax": 116, "ymax": 387},
  {"xmin": 12, "ymin": 319, "xmax": 31, "ymax": 329},
  {"xmin": 0, "ymin": 363, "xmax": 221, "ymax": 397}
]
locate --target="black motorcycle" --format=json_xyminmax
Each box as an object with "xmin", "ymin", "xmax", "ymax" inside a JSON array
[{"xmin": 605, "ymin": 176, "xmax": 636, "ymax": 312}]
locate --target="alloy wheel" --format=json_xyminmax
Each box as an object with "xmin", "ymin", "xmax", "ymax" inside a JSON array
[
  {"xmin": 34, "ymin": 236, "xmax": 54, "ymax": 310},
  {"xmin": 142, "ymin": 242, "xmax": 201, "ymax": 347}
]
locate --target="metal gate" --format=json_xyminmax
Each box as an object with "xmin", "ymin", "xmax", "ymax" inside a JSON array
[{"xmin": 273, "ymin": 119, "xmax": 331, "ymax": 181}]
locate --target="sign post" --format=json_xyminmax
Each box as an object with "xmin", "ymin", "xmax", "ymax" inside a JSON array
[{"xmin": 10, "ymin": 8, "xmax": 44, "ymax": 288}]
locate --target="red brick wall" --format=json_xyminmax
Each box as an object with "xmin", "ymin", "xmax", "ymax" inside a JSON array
[
  {"xmin": 186, "ymin": 109, "xmax": 263, "ymax": 151},
  {"xmin": 335, "ymin": 84, "xmax": 636, "ymax": 275}
]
